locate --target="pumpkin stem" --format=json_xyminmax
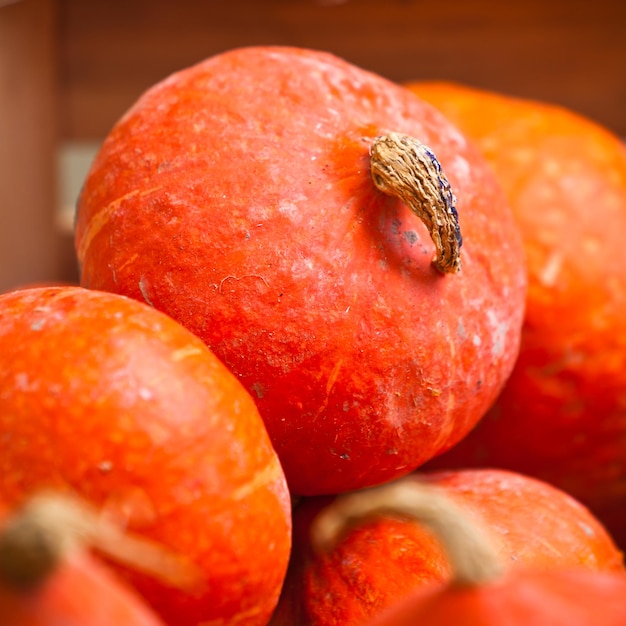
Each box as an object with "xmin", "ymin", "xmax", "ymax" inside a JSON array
[
  {"xmin": 370, "ymin": 133, "xmax": 462, "ymax": 274},
  {"xmin": 0, "ymin": 491, "xmax": 201, "ymax": 591},
  {"xmin": 310, "ymin": 477, "xmax": 503, "ymax": 587}
]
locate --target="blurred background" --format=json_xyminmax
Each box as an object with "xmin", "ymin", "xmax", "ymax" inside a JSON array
[{"xmin": 1, "ymin": 0, "xmax": 625, "ymax": 291}]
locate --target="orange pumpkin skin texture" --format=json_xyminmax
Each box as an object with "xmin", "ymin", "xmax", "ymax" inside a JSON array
[
  {"xmin": 0, "ymin": 551, "xmax": 166, "ymax": 626},
  {"xmin": 364, "ymin": 570, "xmax": 626, "ymax": 626},
  {"xmin": 0, "ymin": 286, "xmax": 292, "ymax": 626},
  {"xmin": 0, "ymin": 494, "xmax": 166, "ymax": 626},
  {"xmin": 408, "ymin": 81, "xmax": 626, "ymax": 541},
  {"xmin": 270, "ymin": 468, "xmax": 624, "ymax": 626},
  {"xmin": 269, "ymin": 496, "xmax": 450, "ymax": 626},
  {"xmin": 75, "ymin": 47, "xmax": 526, "ymax": 496}
]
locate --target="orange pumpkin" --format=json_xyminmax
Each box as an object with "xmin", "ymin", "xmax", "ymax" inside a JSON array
[
  {"xmin": 0, "ymin": 286, "xmax": 292, "ymax": 626},
  {"xmin": 0, "ymin": 492, "xmax": 171, "ymax": 626},
  {"xmin": 368, "ymin": 570, "xmax": 626, "ymax": 626},
  {"xmin": 270, "ymin": 469, "xmax": 624, "ymax": 625},
  {"xmin": 408, "ymin": 81, "xmax": 626, "ymax": 543},
  {"xmin": 313, "ymin": 479, "xmax": 626, "ymax": 626},
  {"xmin": 75, "ymin": 46, "xmax": 527, "ymax": 496}
]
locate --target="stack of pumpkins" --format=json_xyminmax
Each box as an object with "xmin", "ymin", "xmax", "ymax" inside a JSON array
[{"xmin": 1, "ymin": 46, "xmax": 626, "ymax": 625}]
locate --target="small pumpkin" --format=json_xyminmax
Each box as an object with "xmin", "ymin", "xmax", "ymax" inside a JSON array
[
  {"xmin": 75, "ymin": 46, "xmax": 527, "ymax": 496},
  {"xmin": 0, "ymin": 492, "xmax": 174, "ymax": 626},
  {"xmin": 314, "ymin": 479, "xmax": 626, "ymax": 626},
  {"xmin": 407, "ymin": 81, "xmax": 626, "ymax": 543},
  {"xmin": 0, "ymin": 286, "xmax": 292, "ymax": 626},
  {"xmin": 270, "ymin": 469, "xmax": 624, "ymax": 625}
]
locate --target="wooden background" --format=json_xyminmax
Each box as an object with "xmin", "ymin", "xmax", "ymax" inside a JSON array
[{"xmin": 2, "ymin": 0, "xmax": 625, "ymax": 289}]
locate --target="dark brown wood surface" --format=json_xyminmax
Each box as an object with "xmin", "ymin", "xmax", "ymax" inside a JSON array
[
  {"xmin": 58, "ymin": 0, "xmax": 626, "ymax": 139},
  {"xmin": 1, "ymin": 0, "xmax": 625, "ymax": 288},
  {"xmin": 0, "ymin": 0, "xmax": 62, "ymax": 291}
]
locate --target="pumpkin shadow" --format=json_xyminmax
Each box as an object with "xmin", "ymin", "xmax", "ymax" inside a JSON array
[
  {"xmin": 328, "ymin": 132, "xmax": 445, "ymax": 290},
  {"xmin": 356, "ymin": 178, "xmax": 445, "ymax": 291}
]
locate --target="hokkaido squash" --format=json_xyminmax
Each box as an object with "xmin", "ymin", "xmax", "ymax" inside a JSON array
[
  {"xmin": 407, "ymin": 81, "xmax": 626, "ymax": 544},
  {"xmin": 319, "ymin": 480, "xmax": 626, "ymax": 626},
  {"xmin": 0, "ymin": 492, "xmax": 171, "ymax": 626},
  {"xmin": 0, "ymin": 286, "xmax": 292, "ymax": 626},
  {"xmin": 75, "ymin": 46, "xmax": 526, "ymax": 496},
  {"xmin": 269, "ymin": 469, "xmax": 624, "ymax": 625}
]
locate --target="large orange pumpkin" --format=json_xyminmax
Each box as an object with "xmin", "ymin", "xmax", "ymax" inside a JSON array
[
  {"xmin": 408, "ymin": 81, "xmax": 626, "ymax": 543},
  {"xmin": 343, "ymin": 480, "xmax": 626, "ymax": 626},
  {"xmin": 75, "ymin": 46, "xmax": 526, "ymax": 496},
  {"xmin": 0, "ymin": 286, "xmax": 292, "ymax": 626},
  {"xmin": 270, "ymin": 469, "xmax": 624, "ymax": 626}
]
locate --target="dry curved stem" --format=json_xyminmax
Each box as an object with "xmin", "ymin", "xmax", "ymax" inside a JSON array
[
  {"xmin": 0, "ymin": 490, "xmax": 203, "ymax": 592},
  {"xmin": 310, "ymin": 477, "xmax": 503, "ymax": 587},
  {"xmin": 370, "ymin": 132, "xmax": 462, "ymax": 274}
]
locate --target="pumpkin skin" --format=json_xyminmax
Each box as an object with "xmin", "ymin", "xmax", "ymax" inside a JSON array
[
  {"xmin": 75, "ymin": 46, "xmax": 527, "ymax": 496},
  {"xmin": 269, "ymin": 468, "xmax": 624, "ymax": 626},
  {"xmin": 0, "ymin": 494, "xmax": 169, "ymax": 626},
  {"xmin": 364, "ymin": 569, "xmax": 626, "ymax": 626},
  {"xmin": 0, "ymin": 286, "xmax": 292, "ymax": 626},
  {"xmin": 0, "ymin": 546, "xmax": 166, "ymax": 626},
  {"xmin": 407, "ymin": 81, "xmax": 626, "ymax": 543}
]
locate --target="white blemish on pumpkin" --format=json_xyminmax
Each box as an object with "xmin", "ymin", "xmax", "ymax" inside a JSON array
[
  {"xmin": 579, "ymin": 522, "xmax": 595, "ymax": 537},
  {"xmin": 449, "ymin": 154, "xmax": 471, "ymax": 187},
  {"xmin": 138, "ymin": 276, "xmax": 154, "ymax": 307},
  {"xmin": 538, "ymin": 251, "xmax": 563, "ymax": 287},
  {"xmin": 251, "ymin": 381, "xmax": 265, "ymax": 399},
  {"xmin": 277, "ymin": 200, "xmax": 299, "ymax": 219},
  {"xmin": 171, "ymin": 346, "xmax": 204, "ymax": 362},
  {"xmin": 98, "ymin": 460, "xmax": 113, "ymax": 472},
  {"xmin": 445, "ymin": 125, "xmax": 468, "ymax": 150},
  {"xmin": 138, "ymin": 387, "xmax": 153, "ymax": 401},
  {"xmin": 486, "ymin": 309, "xmax": 509, "ymax": 357},
  {"xmin": 231, "ymin": 456, "xmax": 285, "ymax": 502},
  {"xmin": 218, "ymin": 274, "xmax": 269, "ymax": 294},
  {"xmin": 472, "ymin": 334, "xmax": 481, "ymax": 347},
  {"xmin": 108, "ymin": 263, "xmax": 118, "ymax": 284},
  {"xmin": 290, "ymin": 257, "xmax": 315, "ymax": 278},
  {"xmin": 446, "ymin": 321, "xmax": 457, "ymax": 363},
  {"xmin": 14, "ymin": 372, "xmax": 31, "ymax": 390}
]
